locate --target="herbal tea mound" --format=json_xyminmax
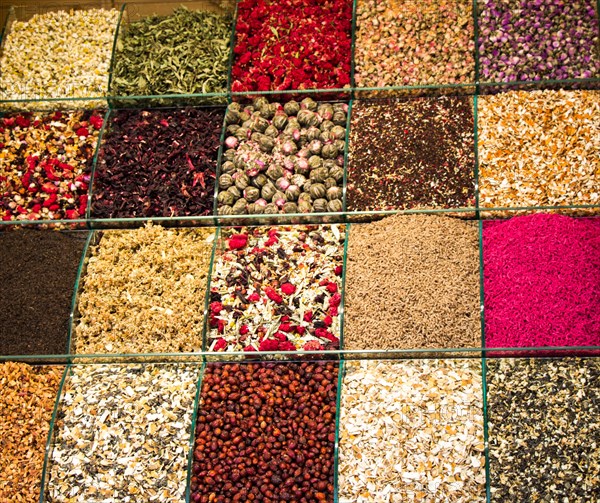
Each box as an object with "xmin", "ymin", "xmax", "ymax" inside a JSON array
[
  {"xmin": 344, "ymin": 214, "xmax": 480, "ymax": 350},
  {"xmin": 483, "ymin": 214, "xmax": 600, "ymax": 348},
  {"xmin": 73, "ymin": 224, "xmax": 214, "ymax": 354}
]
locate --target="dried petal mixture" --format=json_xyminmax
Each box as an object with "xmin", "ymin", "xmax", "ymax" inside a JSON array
[
  {"xmin": 339, "ymin": 360, "xmax": 485, "ymax": 502},
  {"xmin": 45, "ymin": 363, "xmax": 199, "ymax": 502},
  {"xmin": 208, "ymin": 225, "xmax": 345, "ymax": 352}
]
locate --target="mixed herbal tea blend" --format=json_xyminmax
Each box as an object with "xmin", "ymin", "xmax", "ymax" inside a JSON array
[
  {"xmin": 0, "ymin": 9, "xmax": 119, "ymax": 108},
  {"xmin": 0, "ymin": 363, "xmax": 63, "ymax": 502},
  {"xmin": 487, "ymin": 358, "xmax": 600, "ymax": 501},
  {"xmin": 46, "ymin": 364, "xmax": 199, "ymax": 502},
  {"xmin": 208, "ymin": 225, "xmax": 344, "ymax": 352},
  {"xmin": 231, "ymin": 0, "xmax": 352, "ymax": 92},
  {"xmin": 218, "ymin": 97, "xmax": 346, "ymax": 216},
  {"xmin": 73, "ymin": 224, "xmax": 215, "ymax": 355},
  {"xmin": 344, "ymin": 215, "xmax": 481, "ymax": 350},
  {"xmin": 0, "ymin": 230, "xmax": 86, "ymax": 356},
  {"xmin": 354, "ymin": 0, "xmax": 475, "ymax": 88},
  {"xmin": 191, "ymin": 362, "xmax": 338, "ymax": 502},
  {"xmin": 91, "ymin": 108, "xmax": 223, "ymax": 219},
  {"xmin": 478, "ymin": 0, "xmax": 600, "ymax": 82},
  {"xmin": 110, "ymin": 8, "xmax": 232, "ymax": 97},
  {"xmin": 346, "ymin": 97, "xmax": 475, "ymax": 211},
  {"xmin": 483, "ymin": 214, "xmax": 600, "ymax": 349},
  {"xmin": 478, "ymin": 90, "xmax": 600, "ymax": 212},
  {"xmin": 338, "ymin": 360, "xmax": 485, "ymax": 502},
  {"xmin": 1, "ymin": 111, "xmax": 103, "ymax": 222}
]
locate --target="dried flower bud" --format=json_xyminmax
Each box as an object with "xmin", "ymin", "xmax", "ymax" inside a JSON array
[
  {"xmin": 232, "ymin": 198, "xmax": 248, "ymax": 214},
  {"xmin": 259, "ymin": 104, "xmax": 274, "ymax": 120},
  {"xmin": 221, "ymin": 160, "xmax": 235, "ymax": 174},
  {"xmin": 250, "ymin": 115, "xmax": 269, "ymax": 133},
  {"xmin": 322, "ymin": 143, "xmax": 339, "ymax": 159},
  {"xmin": 306, "ymin": 126, "xmax": 321, "ymax": 141},
  {"xmin": 297, "ymin": 147, "xmax": 310, "ymax": 159},
  {"xmin": 227, "ymin": 185, "xmax": 242, "ymax": 199},
  {"xmin": 333, "ymin": 111, "xmax": 346, "ymax": 125},
  {"xmin": 218, "ymin": 190, "xmax": 235, "ymax": 206},
  {"xmin": 327, "ymin": 199, "xmax": 343, "ymax": 212},
  {"xmin": 298, "ymin": 200, "xmax": 312, "ymax": 213},
  {"xmin": 225, "ymin": 136, "xmax": 238, "ymax": 149},
  {"xmin": 298, "ymin": 110, "xmax": 319, "ymax": 127},
  {"xmin": 264, "ymin": 203, "xmax": 278, "ymax": 214},
  {"xmin": 309, "ymin": 167, "xmax": 329, "ymax": 183},
  {"xmin": 317, "ymin": 103, "xmax": 334, "ymax": 121},
  {"xmin": 234, "ymin": 172, "xmax": 250, "ymax": 190},
  {"xmin": 224, "ymin": 108, "xmax": 240, "ymax": 125},
  {"xmin": 223, "ymin": 149, "xmax": 235, "ymax": 162},
  {"xmin": 321, "ymin": 120, "xmax": 334, "ymax": 131},
  {"xmin": 261, "ymin": 182, "xmax": 277, "ymax": 201},
  {"xmin": 330, "ymin": 125, "xmax": 346, "ymax": 140},
  {"xmin": 259, "ymin": 136, "xmax": 275, "ymax": 153},
  {"xmin": 313, "ymin": 198, "xmax": 328, "ymax": 212},
  {"xmin": 296, "ymin": 158, "xmax": 310, "ymax": 176},
  {"xmin": 266, "ymin": 164, "xmax": 284, "ymax": 181},
  {"xmin": 308, "ymin": 155, "xmax": 323, "ymax": 169},
  {"xmin": 272, "ymin": 190, "xmax": 286, "ymax": 205},
  {"xmin": 234, "ymin": 126, "xmax": 249, "ymax": 141},
  {"xmin": 327, "ymin": 186, "xmax": 342, "ymax": 201},
  {"xmin": 283, "ymin": 202, "xmax": 298, "ymax": 213},
  {"xmin": 276, "ymin": 177, "xmax": 291, "ymax": 191},
  {"xmin": 309, "ymin": 140, "xmax": 322, "ymax": 155},
  {"xmin": 244, "ymin": 186, "xmax": 260, "ymax": 202},
  {"xmin": 298, "ymin": 192, "xmax": 312, "ymax": 204},
  {"xmin": 252, "ymin": 96, "xmax": 269, "ymax": 109},
  {"xmin": 285, "ymin": 185, "xmax": 301, "ymax": 201},
  {"xmin": 219, "ymin": 173, "xmax": 234, "ymax": 189},
  {"xmin": 284, "ymin": 100, "xmax": 300, "ymax": 115},
  {"xmin": 226, "ymin": 124, "xmax": 240, "ymax": 135},
  {"xmin": 251, "ymin": 174, "xmax": 268, "ymax": 188},
  {"xmin": 301, "ymin": 97, "xmax": 318, "ymax": 111},
  {"xmin": 218, "ymin": 204, "xmax": 234, "ymax": 215},
  {"xmin": 324, "ymin": 177, "xmax": 338, "ymax": 189},
  {"xmin": 291, "ymin": 174, "xmax": 307, "ymax": 187},
  {"xmin": 238, "ymin": 111, "xmax": 250, "ymax": 122},
  {"xmin": 272, "ymin": 112, "xmax": 288, "ymax": 130},
  {"xmin": 264, "ymin": 125, "xmax": 278, "ymax": 138},
  {"xmin": 281, "ymin": 140, "xmax": 298, "ymax": 155},
  {"xmin": 310, "ymin": 183, "xmax": 327, "ymax": 199}
]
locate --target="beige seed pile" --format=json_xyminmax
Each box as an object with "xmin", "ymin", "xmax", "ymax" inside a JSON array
[
  {"xmin": 344, "ymin": 215, "xmax": 481, "ymax": 350},
  {"xmin": 478, "ymin": 90, "xmax": 600, "ymax": 212},
  {"xmin": 0, "ymin": 9, "xmax": 119, "ymax": 109},
  {"xmin": 73, "ymin": 224, "xmax": 215, "ymax": 355},
  {"xmin": 338, "ymin": 359, "xmax": 485, "ymax": 502},
  {"xmin": 0, "ymin": 363, "xmax": 63, "ymax": 502},
  {"xmin": 45, "ymin": 363, "xmax": 199, "ymax": 502}
]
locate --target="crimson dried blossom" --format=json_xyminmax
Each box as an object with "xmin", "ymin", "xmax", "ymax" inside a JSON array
[
  {"xmin": 91, "ymin": 107, "xmax": 222, "ymax": 219},
  {"xmin": 1, "ymin": 110, "xmax": 102, "ymax": 221},
  {"xmin": 231, "ymin": 0, "xmax": 352, "ymax": 92}
]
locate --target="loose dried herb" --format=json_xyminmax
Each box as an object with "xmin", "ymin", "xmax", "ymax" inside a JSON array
[
  {"xmin": 483, "ymin": 214, "xmax": 600, "ymax": 349},
  {"xmin": 488, "ymin": 358, "xmax": 600, "ymax": 502},
  {"xmin": 208, "ymin": 225, "xmax": 344, "ymax": 352},
  {"xmin": 347, "ymin": 97, "xmax": 475, "ymax": 211},
  {"xmin": 344, "ymin": 215, "xmax": 481, "ymax": 350},
  {"xmin": 0, "ymin": 230, "xmax": 86, "ymax": 356},
  {"xmin": 1, "ymin": 111, "xmax": 103, "ymax": 221},
  {"xmin": 0, "ymin": 363, "xmax": 63, "ymax": 502},
  {"xmin": 111, "ymin": 7, "xmax": 232, "ymax": 96},
  {"xmin": 92, "ymin": 108, "xmax": 223, "ymax": 218},
  {"xmin": 73, "ymin": 224, "xmax": 215, "ymax": 355}
]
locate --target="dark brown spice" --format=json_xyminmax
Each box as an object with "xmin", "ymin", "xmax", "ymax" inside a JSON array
[
  {"xmin": 91, "ymin": 107, "xmax": 224, "ymax": 218},
  {"xmin": 0, "ymin": 230, "xmax": 86, "ymax": 355},
  {"xmin": 346, "ymin": 97, "xmax": 475, "ymax": 211}
]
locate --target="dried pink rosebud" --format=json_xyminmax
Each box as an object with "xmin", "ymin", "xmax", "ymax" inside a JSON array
[{"xmin": 225, "ymin": 136, "xmax": 238, "ymax": 149}]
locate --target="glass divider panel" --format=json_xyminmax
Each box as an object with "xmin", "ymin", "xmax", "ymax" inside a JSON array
[
  {"xmin": 339, "ymin": 223, "xmax": 351, "ymax": 351},
  {"xmin": 225, "ymin": 0, "xmax": 240, "ymax": 96},
  {"xmin": 106, "ymin": 2, "xmax": 128, "ymax": 108},
  {"xmin": 473, "ymin": 93, "xmax": 481, "ymax": 220},
  {"xmin": 332, "ymin": 359, "xmax": 346, "ymax": 503},
  {"xmin": 201, "ymin": 227, "xmax": 221, "ymax": 352},
  {"xmin": 185, "ymin": 362, "xmax": 207, "ymax": 503},
  {"xmin": 85, "ymin": 109, "xmax": 112, "ymax": 222},
  {"xmin": 66, "ymin": 231, "xmax": 94, "ymax": 359},
  {"xmin": 38, "ymin": 363, "xmax": 71, "ymax": 503},
  {"xmin": 481, "ymin": 356, "xmax": 491, "ymax": 503},
  {"xmin": 349, "ymin": 0, "xmax": 358, "ymax": 93},
  {"xmin": 342, "ymin": 99, "xmax": 353, "ymax": 216}
]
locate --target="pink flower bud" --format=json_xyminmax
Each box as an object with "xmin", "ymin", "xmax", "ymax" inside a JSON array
[{"xmin": 225, "ymin": 136, "xmax": 238, "ymax": 149}]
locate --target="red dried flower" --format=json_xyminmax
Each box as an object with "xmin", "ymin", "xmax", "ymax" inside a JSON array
[
  {"xmin": 278, "ymin": 341, "xmax": 296, "ymax": 351},
  {"xmin": 228, "ymin": 233, "xmax": 248, "ymax": 250},
  {"xmin": 303, "ymin": 311, "xmax": 313, "ymax": 322},
  {"xmin": 326, "ymin": 282, "xmax": 338, "ymax": 293},
  {"xmin": 315, "ymin": 328, "xmax": 338, "ymax": 343},
  {"xmin": 248, "ymin": 292, "xmax": 260, "ymax": 302},
  {"xmin": 213, "ymin": 338, "xmax": 227, "ymax": 351},
  {"xmin": 76, "ymin": 126, "xmax": 89, "ymax": 138},
  {"xmin": 259, "ymin": 339, "xmax": 280, "ymax": 351},
  {"xmin": 278, "ymin": 323, "xmax": 292, "ymax": 333},
  {"xmin": 244, "ymin": 345, "xmax": 257, "ymax": 352},
  {"xmin": 90, "ymin": 114, "xmax": 103, "ymax": 130},
  {"xmin": 281, "ymin": 283, "xmax": 296, "ymax": 295},
  {"xmin": 329, "ymin": 306, "xmax": 339, "ymax": 317},
  {"xmin": 323, "ymin": 315, "xmax": 333, "ymax": 327},
  {"xmin": 329, "ymin": 292, "xmax": 342, "ymax": 308},
  {"xmin": 296, "ymin": 326, "xmax": 306, "ymax": 336},
  {"xmin": 265, "ymin": 286, "xmax": 283, "ymax": 304},
  {"xmin": 303, "ymin": 340, "xmax": 324, "ymax": 351},
  {"xmin": 239, "ymin": 324, "xmax": 250, "ymax": 335},
  {"xmin": 210, "ymin": 302, "xmax": 224, "ymax": 314},
  {"xmin": 274, "ymin": 331, "xmax": 288, "ymax": 342}
]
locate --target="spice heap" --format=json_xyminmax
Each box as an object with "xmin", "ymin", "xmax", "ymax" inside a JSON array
[
  {"xmin": 0, "ymin": 363, "xmax": 63, "ymax": 502},
  {"xmin": 487, "ymin": 358, "xmax": 600, "ymax": 501},
  {"xmin": 46, "ymin": 363, "xmax": 199, "ymax": 502},
  {"xmin": 478, "ymin": 90, "xmax": 600, "ymax": 210},
  {"xmin": 73, "ymin": 224, "xmax": 214, "ymax": 355},
  {"xmin": 218, "ymin": 97, "xmax": 346, "ymax": 216},
  {"xmin": 110, "ymin": 8, "xmax": 232, "ymax": 96},
  {"xmin": 208, "ymin": 225, "xmax": 344, "ymax": 352},
  {"xmin": 191, "ymin": 362, "xmax": 338, "ymax": 502},
  {"xmin": 344, "ymin": 215, "xmax": 481, "ymax": 350},
  {"xmin": 0, "ymin": 230, "xmax": 86, "ymax": 355},
  {"xmin": 0, "ymin": 9, "xmax": 119, "ymax": 105},
  {"xmin": 478, "ymin": 0, "xmax": 600, "ymax": 82},
  {"xmin": 0, "ymin": 111, "xmax": 103, "ymax": 221},
  {"xmin": 338, "ymin": 360, "xmax": 485, "ymax": 502},
  {"xmin": 92, "ymin": 108, "xmax": 223, "ymax": 219},
  {"xmin": 483, "ymin": 214, "xmax": 600, "ymax": 348},
  {"xmin": 346, "ymin": 97, "xmax": 475, "ymax": 211},
  {"xmin": 231, "ymin": 0, "xmax": 352, "ymax": 92},
  {"xmin": 354, "ymin": 0, "xmax": 475, "ymax": 87}
]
